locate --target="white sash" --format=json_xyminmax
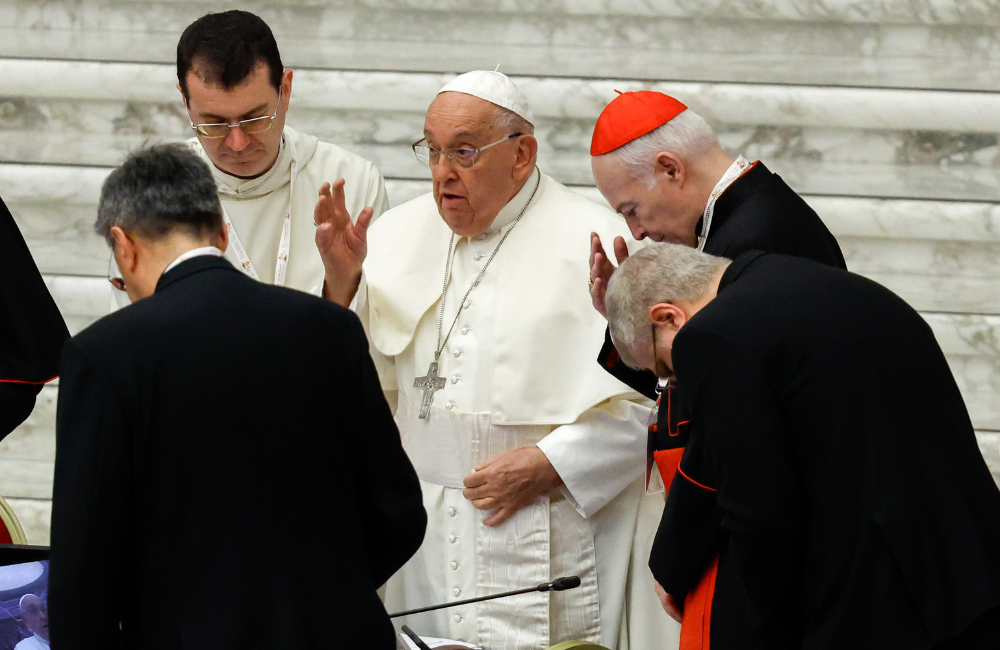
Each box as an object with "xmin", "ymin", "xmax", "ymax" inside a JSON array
[
  {"xmin": 697, "ymin": 154, "xmax": 752, "ymax": 252},
  {"xmin": 221, "ymin": 138, "xmax": 300, "ymax": 286}
]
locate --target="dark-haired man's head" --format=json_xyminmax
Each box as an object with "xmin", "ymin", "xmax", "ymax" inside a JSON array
[
  {"xmin": 96, "ymin": 144, "xmax": 229, "ymax": 303},
  {"xmin": 177, "ymin": 10, "xmax": 291, "ymax": 179}
]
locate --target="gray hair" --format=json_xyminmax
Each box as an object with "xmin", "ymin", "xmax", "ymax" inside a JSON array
[
  {"xmin": 606, "ymin": 243, "xmax": 730, "ymax": 369},
  {"xmin": 608, "ymin": 108, "xmax": 717, "ymax": 187},
  {"xmin": 95, "ymin": 143, "xmax": 223, "ymax": 246},
  {"xmin": 494, "ymin": 105, "xmax": 534, "ymax": 136}
]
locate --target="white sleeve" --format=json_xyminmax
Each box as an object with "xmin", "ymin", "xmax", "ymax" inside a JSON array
[
  {"xmin": 354, "ymin": 283, "xmax": 399, "ymax": 413},
  {"xmin": 536, "ymin": 398, "xmax": 650, "ymax": 518}
]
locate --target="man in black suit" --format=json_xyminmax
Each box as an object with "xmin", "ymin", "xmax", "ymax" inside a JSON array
[
  {"xmin": 0, "ymin": 196, "xmax": 69, "ymax": 437},
  {"xmin": 605, "ymin": 242, "xmax": 1000, "ymax": 649},
  {"xmin": 49, "ymin": 144, "xmax": 426, "ymax": 649}
]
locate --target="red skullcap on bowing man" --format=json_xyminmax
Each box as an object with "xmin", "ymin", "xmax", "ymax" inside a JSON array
[{"xmin": 587, "ymin": 91, "xmax": 748, "ymax": 318}]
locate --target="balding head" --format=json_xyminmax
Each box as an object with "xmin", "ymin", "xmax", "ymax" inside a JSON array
[
  {"xmin": 606, "ymin": 242, "xmax": 729, "ymax": 372},
  {"xmin": 421, "ymin": 92, "xmax": 537, "ymax": 237}
]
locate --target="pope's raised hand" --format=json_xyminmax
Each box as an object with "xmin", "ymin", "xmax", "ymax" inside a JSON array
[
  {"xmin": 590, "ymin": 232, "xmax": 630, "ymax": 318},
  {"xmin": 315, "ymin": 179, "xmax": 374, "ymax": 307}
]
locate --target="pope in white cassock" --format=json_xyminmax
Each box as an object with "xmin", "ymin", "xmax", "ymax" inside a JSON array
[
  {"xmin": 320, "ymin": 71, "xmax": 651, "ymax": 650},
  {"xmin": 112, "ymin": 10, "xmax": 387, "ymax": 308}
]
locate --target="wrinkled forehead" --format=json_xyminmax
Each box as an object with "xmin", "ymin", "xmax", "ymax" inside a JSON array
[
  {"xmin": 424, "ymin": 92, "xmax": 500, "ymax": 145},
  {"xmin": 591, "ymin": 153, "xmax": 637, "ymax": 202}
]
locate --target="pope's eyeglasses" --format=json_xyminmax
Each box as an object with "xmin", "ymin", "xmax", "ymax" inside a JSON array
[
  {"xmin": 189, "ymin": 89, "xmax": 283, "ymax": 139},
  {"xmin": 412, "ymin": 133, "xmax": 522, "ymax": 169}
]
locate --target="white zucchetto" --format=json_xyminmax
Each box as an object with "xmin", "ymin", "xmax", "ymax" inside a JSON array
[{"xmin": 437, "ymin": 70, "xmax": 534, "ymax": 125}]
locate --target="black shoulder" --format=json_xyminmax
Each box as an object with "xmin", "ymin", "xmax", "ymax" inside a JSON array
[
  {"xmin": 711, "ymin": 180, "xmax": 846, "ymax": 269},
  {"xmin": 261, "ymin": 284, "xmax": 367, "ymax": 344}
]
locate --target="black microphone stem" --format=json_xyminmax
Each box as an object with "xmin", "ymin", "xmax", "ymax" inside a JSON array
[
  {"xmin": 390, "ymin": 585, "xmax": 540, "ymax": 618},
  {"xmin": 388, "ymin": 576, "xmax": 581, "ymax": 619}
]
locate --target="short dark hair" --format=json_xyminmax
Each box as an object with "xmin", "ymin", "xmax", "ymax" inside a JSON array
[
  {"xmin": 95, "ymin": 144, "xmax": 223, "ymax": 246},
  {"xmin": 176, "ymin": 10, "xmax": 283, "ymax": 100}
]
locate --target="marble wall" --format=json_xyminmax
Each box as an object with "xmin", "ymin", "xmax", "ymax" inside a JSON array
[{"xmin": 2, "ymin": 0, "xmax": 999, "ymax": 543}]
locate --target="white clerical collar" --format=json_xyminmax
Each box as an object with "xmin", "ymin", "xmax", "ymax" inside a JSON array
[
  {"xmin": 697, "ymin": 155, "xmax": 751, "ymax": 251},
  {"xmin": 212, "ymin": 136, "xmax": 289, "ymax": 199},
  {"xmin": 162, "ymin": 246, "xmax": 225, "ymax": 276},
  {"xmin": 475, "ymin": 166, "xmax": 541, "ymax": 239}
]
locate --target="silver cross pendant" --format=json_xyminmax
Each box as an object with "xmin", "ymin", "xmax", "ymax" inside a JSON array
[{"xmin": 414, "ymin": 360, "xmax": 447, "ymax": 419}]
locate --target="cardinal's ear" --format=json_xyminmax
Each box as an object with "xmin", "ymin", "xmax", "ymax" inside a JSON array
[{"xmin": 654, "ymin": 151, "xmax": 685, "ymax": 184}]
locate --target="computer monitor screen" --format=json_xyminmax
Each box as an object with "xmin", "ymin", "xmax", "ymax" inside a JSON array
[{"xmin": 0, "ymin": 548, "xmax": 48, "ymax": 650}]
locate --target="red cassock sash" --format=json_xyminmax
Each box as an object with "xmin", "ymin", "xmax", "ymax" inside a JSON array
[{"xmin": 654, "ymin": 450, "xmax": 719, "ymax": 650}]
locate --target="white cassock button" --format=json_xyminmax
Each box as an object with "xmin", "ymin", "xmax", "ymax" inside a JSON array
[
  {"xmin": 451, "ymin": 561, "xmax": 459, "ymax": 570},
  {"xmin": 473, "ymin": 253, "xmax": 484, "ymax": 261},
  {"xmin": 448, "ymin": 534, "xmax": 458, "ymax": 543},
  {"xmin": 448, "ymin": 507, "xmax": 457, "ymax": 516},
  {"xmin": 453, "ymin": 349, "xmax": 463, "ymax": 358},
  {"xmin": 453, "ymin": 587, "xmax": 462, "ymax": 596},
  {"xmin": 451, "ymin": 375, "xmax": 461, "ymax": 384},
  {"xmin": 445, "ymin": 401, "xmax": 455, "ymax": 410},
  {"xmin": 461, "ymin": 326, "xmax": 470, "ymax": 335},
  {"xmin": 463, "ymin": 300, "xmax": 472, "ymax": 309},
  {"xmin": 453, "ymin": 614, "xmax": 463, "ymax": 622}
]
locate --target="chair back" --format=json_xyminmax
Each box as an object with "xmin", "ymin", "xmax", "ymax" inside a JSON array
[{"xmin": 0, "ymin": 495, "xmax": 27, "ymax": 544}]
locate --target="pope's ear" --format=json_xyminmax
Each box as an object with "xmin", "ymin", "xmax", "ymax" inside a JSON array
[
  {"xmin": 513, "ymin": 134, "xmax": 538, "ymax": 178},
  {"xmin": 654, "ymin": 151, "xmax": 684, "ymax": 183},
  {"xmin": 649, "ymin": 302, "xmax": 687, "ymax": 330}
]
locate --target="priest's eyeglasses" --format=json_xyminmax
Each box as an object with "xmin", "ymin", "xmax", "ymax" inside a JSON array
[
  {"xmin": 412, "ymin": 133, "xmax": 522, "ymax": 169},
  {"xmin": 190, "ymin": 90, "xmax": 282, "ymax": 139},
  {"xmin": 108, "ymin": 254, "xmax": 126, "ymax": 292}
]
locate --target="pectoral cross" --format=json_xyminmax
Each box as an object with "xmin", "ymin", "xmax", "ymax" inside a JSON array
[{"xmin": 414, "ymin": 360, "xmax": 447, "ymax": 420}]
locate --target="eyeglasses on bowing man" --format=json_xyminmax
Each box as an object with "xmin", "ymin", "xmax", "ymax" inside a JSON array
[{"xmin": 189, "ymin": 89, "xmax": 283, "ymax": 139}]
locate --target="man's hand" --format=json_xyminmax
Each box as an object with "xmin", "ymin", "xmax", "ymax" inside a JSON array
[
  {"xmin": 654, "ymin": 580, "xmax": 683, "ymax": 623},
  {"xmin": 589, "ymin": 232, "xmax": 629, "ymax": 318},
  {"xmin": 462, "ymin": 447, "xmax": 563, "ymax": 527},
  {"xmin": 315, "ymin": 179, "xmax": 374, "ymax": 307}
]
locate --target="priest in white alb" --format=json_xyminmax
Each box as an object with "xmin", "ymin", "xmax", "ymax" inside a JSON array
[
  {"xmin": 111, "ymin": 10, "xmax": 387, "ymax": 307},
  {"xmin": 318, "ymin": 71, "xmax": 651, "ymax": 649}
]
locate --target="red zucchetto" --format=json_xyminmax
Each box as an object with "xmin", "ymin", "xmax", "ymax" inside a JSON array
[{"xmin": 590, "ymin": 90, "xmax": 688, "ymax": 156}]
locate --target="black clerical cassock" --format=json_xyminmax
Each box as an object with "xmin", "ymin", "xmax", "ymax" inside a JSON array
[
  {"xmin": 49, "ymin": 256, "xmax": 426, "ymax": 649},
  {"xmin": 0, "ymin": 196, "xmax": 69, "ymax": 436},
  {"xmin": 654, "ymin": 251, "xmax": 1000, "ymax": 649}
]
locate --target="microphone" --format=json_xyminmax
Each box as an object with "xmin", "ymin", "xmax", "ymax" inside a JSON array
[{"xmin": 389, "ymin": 576, "xmax": 582, "ymax": 618}]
